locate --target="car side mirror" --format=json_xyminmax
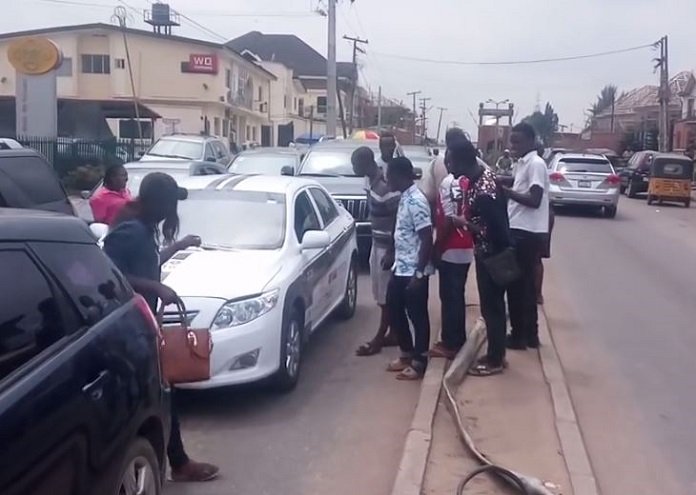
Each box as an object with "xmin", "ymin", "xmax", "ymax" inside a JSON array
[
  {"xmin": 301, "ymin": 230, "xmax": 330, "ymax": 250},
  {"xmin": 413, "ymin": 167, "xmax": 423, "ymax": 180},
  {"xmin": 281, "ymin": 165, "xmax": 295, "ymax": 176}
]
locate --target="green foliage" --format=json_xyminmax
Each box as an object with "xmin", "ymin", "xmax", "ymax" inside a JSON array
[{"xmin": 522, "ymin": 102, "xmax": 559, "ymax": 146}]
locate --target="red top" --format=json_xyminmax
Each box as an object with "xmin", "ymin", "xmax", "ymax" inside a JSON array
[
  {"xmin": 435, "ymin": 176, "xmax": 474, "ymax": 252},
  {"xmin": 89, "ymin": 187, "xmax": 132, "ymax": 225}
]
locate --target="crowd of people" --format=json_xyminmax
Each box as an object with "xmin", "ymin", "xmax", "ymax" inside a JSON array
[{"xmin": 353, "ymin": 123, "xmax": 551, "ymax": 379}]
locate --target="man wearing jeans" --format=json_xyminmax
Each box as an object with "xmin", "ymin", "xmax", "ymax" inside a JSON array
[
  {"xmin": 384, "ymin": 157, "xmax": 434, "ymax": 380},
  {"xmin": 502, "ymin": 123, "xmax": 550, "ymax": 349}
]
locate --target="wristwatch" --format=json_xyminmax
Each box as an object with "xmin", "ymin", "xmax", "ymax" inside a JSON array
[{"xmin": 415, "ymin": 270, "xmax": 425, "ymax": 280}]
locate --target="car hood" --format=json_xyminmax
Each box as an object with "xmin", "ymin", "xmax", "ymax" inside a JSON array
[
  {"xmin": 299, "ymin": 175, "xmax": 364, "ymax": 196},
  {"xmin": 161, "ymin": 249, "xmax": 283, "ymax": 300}
]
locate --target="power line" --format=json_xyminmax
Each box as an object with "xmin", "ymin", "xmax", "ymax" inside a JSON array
[
  {"xmin": 35, "ymin": 0, "xmax": 114, "ymax": 7},
  {"xmin": 372, "ymin": 42, "xmax": 656, "ymax": 66}
]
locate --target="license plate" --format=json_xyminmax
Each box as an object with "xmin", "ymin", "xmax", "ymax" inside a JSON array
[{"xmin": 578, "ymin": 180, "xmax": 591, "ymax": 188}]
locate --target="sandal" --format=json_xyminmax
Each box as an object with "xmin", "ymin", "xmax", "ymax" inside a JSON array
[
  {"xmin": 382, "ymin": 333, "xmax": 398, "ymax": 347},
  {"xmin": 428, "ymin": 342, "xmax": 458, "ymax": 359},
  {"xmin": 386, "ymin": 357, "xmax": 411, "ymax": 372},
  {"xmin": 356, "ymin": 340, "xmax": 382, "ymax": 356},
  {"xmin": 468, "ymin": 361, "xmax": 504, "ymax": 377},
  {"xmin": 171, "ymin": 460, "xmax": 220, "ymax": 482},
  {"xmin": 396, "ymin": 365, "xmax": 425, "ymax": 381}
]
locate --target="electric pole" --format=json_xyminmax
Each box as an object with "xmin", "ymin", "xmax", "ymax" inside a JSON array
[
  {"xmin": 344, "ymin": 35, "xmax": 368, "ymax": 134},
  {"xmin": 327, "ymin": 0, "xmax": 337, "ymax": 137},
  {"xmin": 407, "ymin": 90, "xmax": 421, "ymax": 144},
  {"xmin": 656, "ymin": 35, "xmax": 670, "ymax": 152},
  {"xmin": 419, "ymin": 97, "xmax": 431, "ymax": 143},
  {"xmin": 377, "ymin": 85, "xmax": 382, "ymax": 128},
  {"xmin": 436, "ymin": 106, "xmax": 446, "ymax": 143}
]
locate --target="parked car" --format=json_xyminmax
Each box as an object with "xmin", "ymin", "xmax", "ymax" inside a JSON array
[
  {"xmin": 0, "ymin": 209, "xmax": 169, "ymax": 495},
  {"xmin": 619, "ymin": 150, "xmax": 657, "ymax": 198},
  {"xmin": 141, "ymin": 134, "xmax": 232, "ymax": 166},
  {"xmin": 0, "ymin": 138, "xmax": 22, "ymax": 150},
  {"xmin": 401, "ymin": 144, "xmax": 434, "ymax": 180},
  {"xmin": 548, "ymin": 152, "xmax": 621, "ymax": 218},
  {"xmin": 0, "ymin": 149, "xmax": 74, "ymax": 216},
  {"xmin": 228, "ymin": 147, "xmax": 303, "ymax": 176},
  {"xmin": 161, "ymin": 174, "xmax": 358, "ymax": 391}
]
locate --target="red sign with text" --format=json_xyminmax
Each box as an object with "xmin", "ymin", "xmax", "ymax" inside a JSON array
[{"xmin": 186, "ymin": 54, "xmax": 218, "ymax": 74}]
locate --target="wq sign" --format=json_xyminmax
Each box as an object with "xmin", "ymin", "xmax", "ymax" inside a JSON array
[{"xmin": 183, "ymin": 54, "xmax": 218, "ymax": 74}]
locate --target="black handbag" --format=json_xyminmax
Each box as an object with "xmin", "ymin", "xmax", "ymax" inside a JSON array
[{"xmin": 482, "ymin": 247, "xmax": 521, "ymax": 286}]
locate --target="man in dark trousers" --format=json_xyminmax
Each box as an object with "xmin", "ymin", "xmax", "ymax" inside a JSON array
[{"xmin": 500, "ymin": 123, "xmax": 550, "ymax": 349}]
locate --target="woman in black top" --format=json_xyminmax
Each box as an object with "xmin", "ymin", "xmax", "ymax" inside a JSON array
[{"xmin": 104, "ymin": 172, "xmax": 219, "ymax": 482}]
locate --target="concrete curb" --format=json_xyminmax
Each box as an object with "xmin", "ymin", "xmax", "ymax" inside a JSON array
[{"xmin": 538, "ymin": 308, "xmax": 600, "ymax": 495}]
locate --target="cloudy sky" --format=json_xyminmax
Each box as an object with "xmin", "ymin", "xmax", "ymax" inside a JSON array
[{"xmin": 3, "ymin": 0, "xmax": 695, "ymax": 138}]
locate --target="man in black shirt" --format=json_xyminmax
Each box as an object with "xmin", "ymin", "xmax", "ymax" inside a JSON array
[{"xmin": 448, "ymin": 139, "xmax": 512, "ymax": 376}]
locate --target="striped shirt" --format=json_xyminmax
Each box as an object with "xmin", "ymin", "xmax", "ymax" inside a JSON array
[{"xmin": 365, "ymin": 172, "xmax": 400, "ymax": 248}]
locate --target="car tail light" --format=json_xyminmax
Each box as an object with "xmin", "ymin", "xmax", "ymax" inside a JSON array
[
  {"xmin": 549, "ymin": 172, "xmax": 565, "ymax": 184},
  {"xmin": 606, "ymin": 174, "xmax": 621, "ymax": 186}
]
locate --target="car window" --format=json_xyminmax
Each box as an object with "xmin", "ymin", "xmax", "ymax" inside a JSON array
[
  {"xmin": 204, "ymin": 144, "xmax": 216, "ymax": 162},
  {"xmin": 294, "ymin": 192, "xmax": 321, "ymax": 242},
  {"xmin": 0, "ymin": 250, "xmax": 66, "ymax": 380},
  {"xmin": 309, "ymin": 188, "xmax": 339, "ymax": 226},
  {"xmin": 31, "ymin": 243, "xmax": 131, "ymax": 323},
  {"xmin": 0, "ymin": 155, "xmax": 69, "ymax": 209},
  {"xmin": 213, "ymin": 142, "xmax": 229, "ymax": 161},
  {"xmin": 557, "ymin": 159, "xmax": 613, "ymax": 174},
  {"xmin": 147, "ymin": 139, "xmax": 203, "ymax": 160}
]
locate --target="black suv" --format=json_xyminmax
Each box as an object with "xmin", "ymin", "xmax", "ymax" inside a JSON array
[{"xmin": 0, "ymin": 209, "xmax": 168, "ymax": 495}]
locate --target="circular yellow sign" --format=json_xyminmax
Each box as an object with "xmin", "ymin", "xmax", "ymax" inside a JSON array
[{"xmin": 8, "ymin": 37, "xmax": 62, "ymax": 75}]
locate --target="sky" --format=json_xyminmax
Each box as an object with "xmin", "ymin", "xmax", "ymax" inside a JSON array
[{"xmin": 3, "ymin": 0, "xmax": 695, "ymax": 139}]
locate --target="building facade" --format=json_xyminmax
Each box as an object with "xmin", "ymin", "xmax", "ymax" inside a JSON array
[{"xmin": 0, "ymin": 23, "xmax": 275, "ymax": 147}]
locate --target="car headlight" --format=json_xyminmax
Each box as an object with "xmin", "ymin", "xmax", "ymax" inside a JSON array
[{"xmin": 212, "ymin": 289, "xmax": 279, "ymax": 330}]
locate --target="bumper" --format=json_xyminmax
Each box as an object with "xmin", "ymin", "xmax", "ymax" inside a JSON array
[
  {"xmin": 550, "ymin": 187, "xmax": 620, "ymax": 207},
  {"xmin": 176, "ymin": 301, "xmax": 283, "ymax": 389}
]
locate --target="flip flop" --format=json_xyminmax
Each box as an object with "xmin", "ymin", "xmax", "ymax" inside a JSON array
[
  {"xmin": 356, "ymin": 341, "xmax": 382, "ymax": 356},
  {"xmin": 386, "ymin": 357, "xmax": 410, "ymax": 372},
  {"xmin": 468, "ymin": 362, "xmax": 504, "ymax": 377},
  {"xmin": 396, "ymin": 365, "xmax": 425, "ymax": 381}
]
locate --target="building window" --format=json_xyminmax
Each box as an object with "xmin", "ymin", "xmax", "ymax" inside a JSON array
[
  {"xmin": 115, "ymin": 58, "xmax": 126, "ymax": 69},
  {"xmin": 258, "ymin": 85, "xmax": 262, "ymax": 101},
  {"xmin": 222, "ymin": 118, "xmax": 229, "ymax": 137},
  {"xmin": 298, "ymin": 98, "xmax": 304, "ymax": 117},
  {"xmin": 81, "ymin": 54, "xmax": 110, "ymax": 74},
  {"xmin": 214, "ymin": 117, "xmax": 221, "ymax": 136},
  {"xmin": 56, "ymin": 57, "xmax": 73, "ymax": 77},
  {"xmin": 252, "ymin": 126, "xmax": 257, "ymax": 141},
  {"xmin": 688, "ymin": 98, "xmax": 695, "ymax": 118},
  {"xmin": 293, "ymin": 97, "xmax": 297, "ymax": 111},
  {"xmin": 284, "ymin": 95, "xmax": 288, "ymax": 109},
  {"xmin": 246, "ymin": 125, "xmax": 251, "ymax": 141},
  {"xmin": 317, "ymin": 96, "xmax": 327, "ymax": 114},
  {"xmin": 119, "ymin": 120, "xmax": 153, "ymax": 140}
]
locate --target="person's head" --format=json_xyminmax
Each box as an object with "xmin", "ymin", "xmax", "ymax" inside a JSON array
[
  {"xmin": 386, "ymin": 156, "xmax": 414, "ymax": 193},
  {"xmin": 510, "ymin": 122, "xmax": 537, "ymax": 158},
  {"xmin": 503, "ymin": 149, "xmax": 510, "ymax": 158},
  {"xmin": 138, "ymin": 172, "xmax": 183, "ymax": 242},
  {"xmin": 351, "ymin": 146, "xmax": 378, "ymax": 178},
  {"xmin": 432, "ymin": 148, "xmax": 439, "ymax": 156},
  {"xmin": 103, "ymin": 164, "xmax": 128, "ymax": 191},
  {"xmin": 447, "ymin": 139, "xmax": 480, "ymax": 179},
  {"xmin": 379, "ymin": 131, "xmax": 397, "ymax": 162},
  {"xmin": 445, "ymin": 127, "xmax": 468, "ymax": 148}
]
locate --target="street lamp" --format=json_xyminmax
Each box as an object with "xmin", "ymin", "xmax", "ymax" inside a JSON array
[{"xmin": 486, "ymin": 99, "xmax": 510, "ymax": 157}]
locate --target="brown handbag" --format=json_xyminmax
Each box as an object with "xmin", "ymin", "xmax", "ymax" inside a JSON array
[{"xmin": 156, "ymin": 299, "xmax": 213, "ymax": 384}]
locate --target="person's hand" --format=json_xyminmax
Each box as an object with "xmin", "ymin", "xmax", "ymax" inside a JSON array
[
  {"xmin": 450, "ymin": 215, "xmax": 468, "ymax": 228},
  {"xmin": 177, "ymin": 234, "xmax": 201, "ymax": 250},
  {"xmin": 381, "ymin": 250, "xmax": 395, "ymax": 271},
  {"xmin": 407, "ymin": 275, "xmax": 425, "ymax": 291},
  {"xmin": 157, "ymin": 284, "xmax": 179, "ymax": 306}
]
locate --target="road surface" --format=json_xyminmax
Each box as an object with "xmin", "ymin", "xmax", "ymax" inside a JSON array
[
  {"xmin": 544, "ymin": 196, "xmax": 696, "ymax": 494},
  {"xmin": 165, "ymin": 275, "xmax": 423, "ymax": 495}
]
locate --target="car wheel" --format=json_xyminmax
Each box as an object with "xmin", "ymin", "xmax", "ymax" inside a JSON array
[
  {"xmin": 626, "ymin": 179, "xmax": 637, "ymax": 198},
  {"xmin": 334, "ymin": 259, "xmax": 358, "ymax": 320},
  {"xmin": 274, "ymin": 308, "xmax": 303, "ymax": 392},
  {"xmin": 605, "ymin": 205, "xmax": 617, "ymax": 218},
  {"xmin": 620, "ymin": 184, "xmax": 626, "ymax": 194},
  {"xmin": 647, "ymin": 195, "xmax": 654, "ymax": 205},
  {"xmin": 113, "ymin": 438, "xmax": 161, "ymax": 495},
  {"xmin": 685, "ymin": 198, "xmax": 691, "ymax": 208}
]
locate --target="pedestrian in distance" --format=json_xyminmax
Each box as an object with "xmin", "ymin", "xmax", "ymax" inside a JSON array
[
  {"xmin": 495, "ymin": 149, "xmax": 514, "ymax": 175},
  {"xmin": 103, "ymin": 172, "xmax": 220, "ymax": 483},
  {"xmin": 89, "ymin": 163, "xmax": 132, "ymax": 226},
  {"xmin": 499, "ymin": 123, "xmax": 550, "ymax": 350},
  {"xmin": 352, "ymin": 146, "xmax": 401, "ymax": 356},
  {"xmin": 447, "ymin": 139, "xmax": 513, "ymax": 376},
  {"xmin": 384, "ymin": 157, "xmax": 434, "ymax": 380},
  {"xmin": 378, "ymin": 130, "xmax": 398, "ymax": 171}
]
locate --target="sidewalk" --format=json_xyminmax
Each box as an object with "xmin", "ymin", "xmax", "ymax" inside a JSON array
[{"xmin": 421, "ymin": 283, "xmax": 572, "ymax": 495}]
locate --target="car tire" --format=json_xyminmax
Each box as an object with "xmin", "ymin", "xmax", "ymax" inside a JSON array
[
  {"xmin": 334, "ymin": 259, "xmax": 358, "ymax": 320},
  {"xmin": 273, "ymin": 307, "xmax": 303, "ymax": 392},
  {"xmin": 110, "ymin": 438, "xmax": 161, "ymax": 495},
  {"xmin": 647, "ymin": 195, "xmax": 654, "ymax": 205},
  {"xmin": 620, "ymin": 184, "xmax": 626, "ymax": 194},
  {"xmin": 605, "ymin": 205, "xmax": 617, "ymax": 218},
  {"xmin": 626, "ymin": 179, "xmax": 636, "ymax": 198},
  {"xmin": 685, "ymin": 198, "xmax": 691, "ymax": 208}
]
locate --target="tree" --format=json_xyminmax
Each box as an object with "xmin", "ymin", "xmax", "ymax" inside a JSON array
[
  {"xmin": 586, "ymin": 84, "xmax": 622, "ymax": 126},
  {"xmin": 522, "ymin": 102, "xmax": 559, "ymax": 145}
]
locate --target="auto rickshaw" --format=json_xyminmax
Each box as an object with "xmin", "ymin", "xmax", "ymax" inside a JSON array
[{"xmin": 646, "ymin": 153, "xmax": 694, "ymax": 207}]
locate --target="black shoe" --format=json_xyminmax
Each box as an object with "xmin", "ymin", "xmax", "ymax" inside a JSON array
[
  {"xmin": 527, "ymin": 338, "xmax": 541, "ymax": 349},
  {"xmin": 506, "ymin": 336, "xmax": 527, "ymax": 350}
]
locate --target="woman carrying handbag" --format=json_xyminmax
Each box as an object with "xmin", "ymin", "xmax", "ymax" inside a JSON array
[{"xmin": 104, "ymin": 172, "xmax": 219, "ymax": 483}]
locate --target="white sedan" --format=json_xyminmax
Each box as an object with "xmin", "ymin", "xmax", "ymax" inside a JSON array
[{"xmin": 161, "ymin": 175, "xmax": 359, "ymax": 391}]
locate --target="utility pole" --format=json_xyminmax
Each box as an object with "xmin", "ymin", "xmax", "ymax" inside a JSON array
[
  {"xmin": 326, "ymin": 0, "xmax": 337, "ymax": 137},
  {"xmin": 344, "ymin": 35, "xmax": 368, "ymax": 134},
  {"xmin": 407, "ymin": 90, "xmax": 421, "ymax": 144},
  {"xmin": 113, "ymin": 6, "xmax": 142, "ymax": 142},
  {"xmin": 486, "ymin": 98, "xmax": 510, "ymax": 157},
  {"xmin": 656, "ymin": 35, "xmax": 670, "ymax": 152},
  {"xmin": 419, "ymin": 97, "xmax": 431, "ymax": 144},
  {"xmin": 436, "ymin": 106, "xmax": 446, "ymax": 143},
  {"xmin": 377, "ymin": 85, "xmax": 382, "ymax": 128}
]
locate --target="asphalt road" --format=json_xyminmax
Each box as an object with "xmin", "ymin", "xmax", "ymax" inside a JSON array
[
  {"xmin": 165, "ymin": 274, "xmax": 423, "ymax": 495},
  {"xmin": 544, "ymin": 195, "xmax": 696, "ymax": 494}
]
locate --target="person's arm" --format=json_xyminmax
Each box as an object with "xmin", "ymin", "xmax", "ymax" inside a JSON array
[
  {"xmin": 159, "ymin": 235, "xmax": 201, "ymax": 263},
  {"xmin": 125, "ymin": 276, "xmax": 178, "ymax": 305}
]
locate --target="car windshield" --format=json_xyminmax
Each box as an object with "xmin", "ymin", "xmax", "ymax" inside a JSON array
[
  {"xmin": 146, "ymin": 139, "xmax": 203, "ymax": 160},
  {"xmin": 178, "ymin": 190, "xmax": 286, "ymax": 250},
  {"xmin": 230, "ymin": 154, "xmax": 296, "ymax": 175},
  {"xmin": 126, "ymin": 169, "xmax": 189, "ymax": 195},
  {"xmin": 300, "ymin": 149, "xmax": 360, "ymax": 176},
  {"xmin": 557, "ymin": 159, "xmax": 613, "ymax": 174}
]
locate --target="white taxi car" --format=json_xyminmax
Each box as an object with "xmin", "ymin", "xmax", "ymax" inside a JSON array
[{"xmin": 162, "ymin": 175, "xmax": 358, "ymax": 391}]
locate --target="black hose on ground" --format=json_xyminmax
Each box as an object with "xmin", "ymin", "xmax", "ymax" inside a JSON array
[{"xmin": 456, "ymin": 465, "xmax": 531, "ymax": 495}]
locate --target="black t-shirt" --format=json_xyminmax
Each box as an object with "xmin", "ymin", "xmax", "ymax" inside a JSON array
[{"xmin": 103, "ymin": 219, "xmax": 160, "ymax": 311}]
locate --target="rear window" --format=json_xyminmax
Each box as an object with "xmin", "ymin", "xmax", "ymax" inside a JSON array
[
  {"xmin": 0, "ymin": 155, "xmax": 68, "ymax": 208},
  {"xmin": 654, "ymin": 161, "xmax": 690, "ymax": 176},
  {"xmin": 557, "ymin": 158, "xmax": 613, "ymax": 174}
]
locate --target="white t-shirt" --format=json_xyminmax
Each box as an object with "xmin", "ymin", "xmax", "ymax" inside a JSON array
[{"xmin": 508, "ymin": 150, "xmax": 550, "ymax": 233}]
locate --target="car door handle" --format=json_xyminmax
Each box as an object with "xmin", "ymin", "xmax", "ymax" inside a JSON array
[{"xmin": 82, "ymin": 370, "xmax": 110, "ymax": 401}]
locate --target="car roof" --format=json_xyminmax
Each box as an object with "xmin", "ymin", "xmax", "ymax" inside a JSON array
[
  {"xmin": 0, "ymin": 148, "xmax": 44, "ymax": 159},
  {"xmin": 125, "ymin": 160, "xmax": 207, "ymax": 170},
  {"xmin": 0, "ymin": 209, "xmax": 95, "ymax": 243},
  {"xmin": 653, "ymin": 153, "xmax": 693, "ymax": 161},
  {"xmin": 236, "ymin": 147, "xmax": 300, "ymax": 156},
  {"xmin": 177, "ymin": 174, "xmax": 319, "ymax": 194},
  {"xmin": 157, "ymin": 134, "xmax": 220, "ymax": 143}
]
